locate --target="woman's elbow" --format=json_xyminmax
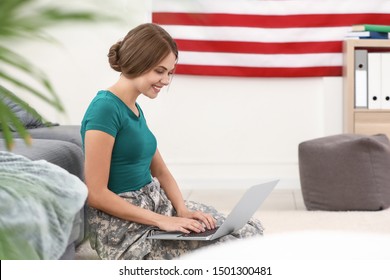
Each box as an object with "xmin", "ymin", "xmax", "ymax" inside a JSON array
[{"xmin": 85, "ymin": 188, "xmax": 103, "ymax": 209}]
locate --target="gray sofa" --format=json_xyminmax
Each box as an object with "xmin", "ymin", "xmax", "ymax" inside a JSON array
[{"xmin": 0, "ymin": 125, "xmax": 87, "ymax": 259}]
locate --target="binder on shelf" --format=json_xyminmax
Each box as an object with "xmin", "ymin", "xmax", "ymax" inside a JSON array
[
  {"xmin": 381, "ymin": 53, "xmax": 390, "ymax": 109},
  {"xmin": 346, "ymin": 31, "xmax": 390, "ymax": 39},
  {"xmin": 368, "ymin": 52, "xmax": 381, "ymax": 109},
  {"xmin": 354, "ymin": 49, "xmax": 368, "ymax": 108}
]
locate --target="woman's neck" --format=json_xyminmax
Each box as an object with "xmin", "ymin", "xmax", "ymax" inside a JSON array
[{"xmin": 108, "ymin": 75, "xmax": 139, "ymax": 108}]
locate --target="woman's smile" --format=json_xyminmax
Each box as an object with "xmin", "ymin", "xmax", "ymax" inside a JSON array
[{"xmin": 152, "ymin": 84, "xmax": 163, "ymax": 93}]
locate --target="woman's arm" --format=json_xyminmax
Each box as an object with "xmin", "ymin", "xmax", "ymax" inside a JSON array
[
  {"xmin": 84, "ymin": 130, "xmax": 205, "ymax": 233},
  {"xmin": 150, "ymin": 149, "xmax": 216, "ymax": 230}
]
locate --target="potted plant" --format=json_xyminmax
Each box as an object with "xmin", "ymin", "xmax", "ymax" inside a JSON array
[{"xmin": 0, "ymin": 0, "xmax": 111, "ymax": 150}]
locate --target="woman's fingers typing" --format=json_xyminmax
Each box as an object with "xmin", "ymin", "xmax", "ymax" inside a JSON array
[
  {"xmin": 182, "ymin": 218, "xmax": 205, "ymax": 233},
  {"xmin": 192, "ymin": 211, "xmax": 216, "ymax": 230},
  {"xmin": 159, "ymin": 216, "xmax": 206, "ymax": 233}
]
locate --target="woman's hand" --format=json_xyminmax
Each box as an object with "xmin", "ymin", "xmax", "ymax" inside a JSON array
[
  {"xmin": 156, "ymin": 215, "xmax": 207, "ymax": 234},
  {"xmin": 177, "ymin": 209, "xmax": 217, "ymax": 231}
]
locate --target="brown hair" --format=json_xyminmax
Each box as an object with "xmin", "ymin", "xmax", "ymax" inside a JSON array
[{"xmin": 108, "ymin": 23, "xmax": 178, "ymax": 78}]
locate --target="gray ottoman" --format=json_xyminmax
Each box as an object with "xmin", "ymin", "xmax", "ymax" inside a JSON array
[{"xmin": 298, "ymin": 134, "xmax": 390, "ymax": 211}]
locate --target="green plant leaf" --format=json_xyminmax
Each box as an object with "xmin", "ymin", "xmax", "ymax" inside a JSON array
[
  {"xmin": 0, "ymin": 0, "xmax": 113, "ymax": 40},
  {"xmin": 0, "ymin": 72, "xmax": 64, "ymax": 112},
  {"xmin": 0, "ymin": 103, "xmax": 15, "ymax": 150},
  {"xmin": 0, "ymin": 228, "xmax": 40, "ymax": 260},
  {"xmin": 0, "ymin": 45, "xmax": 63, "ymax": 107},
  {"xmin": 0, "ymin": 98, "xmax": 31, "ymax": 150},
  {"xmin": 0, "ymin": 84, "xmax": 47, "ymax": 125},
  {"xmin": 0, "ymin": 0, "xmax": 118, "ymax": 150}
]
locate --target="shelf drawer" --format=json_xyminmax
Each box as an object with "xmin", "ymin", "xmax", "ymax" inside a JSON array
[{"xmin": 354, "ymin": 112, "xmax": 390, "ymax": 138}]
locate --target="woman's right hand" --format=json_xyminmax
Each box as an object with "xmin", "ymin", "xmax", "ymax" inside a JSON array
[{"xmin": 157, "ymin": 215, "xmax": 206, "ymax": 234}]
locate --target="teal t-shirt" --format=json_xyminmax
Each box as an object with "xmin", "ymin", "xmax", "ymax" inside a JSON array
[{"xmin": 80, "ymin": 90, "xmax": 157, "ymax": 193}]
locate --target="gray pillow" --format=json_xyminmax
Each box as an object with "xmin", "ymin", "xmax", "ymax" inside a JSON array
[
  {"xmin": 299, "ymin": 134, "xmax": 390, "ymax": 211},
  {"xmin": 1, "ymin": 97, "xmax": 52, "ymax": 131}
]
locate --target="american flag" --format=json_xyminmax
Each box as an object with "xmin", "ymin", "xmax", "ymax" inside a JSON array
[{"xmin": 152, "ymin": 0, "xmax": 390, "ymax": 77}]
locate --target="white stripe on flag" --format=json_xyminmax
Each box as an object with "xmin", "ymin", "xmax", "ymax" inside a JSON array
[
  {"xmin": 160, "ymin": 25, "xmax": 352, "ymax": 43},
  {"xmin": 178, "ymin": 52, "xmax": 342, "ymax": 68}
]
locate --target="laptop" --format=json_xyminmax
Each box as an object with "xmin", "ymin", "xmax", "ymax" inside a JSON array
[{"xmin": 147, "ymin": 180, "xmax": 278, "ymax": 241}]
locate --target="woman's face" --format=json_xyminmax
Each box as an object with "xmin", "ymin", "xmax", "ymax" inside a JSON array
[{"xmin": 134, "ymin": 52, "xmax": 177, "ymax": 99}]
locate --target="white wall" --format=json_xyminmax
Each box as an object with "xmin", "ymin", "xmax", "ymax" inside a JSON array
[
  {"xmin": 9, "ymin": 0, "xmax": 344, "ymax": 190},
  {"xmin": 141, "ymin": 76, "xmax": 343, "ymax": 189}
]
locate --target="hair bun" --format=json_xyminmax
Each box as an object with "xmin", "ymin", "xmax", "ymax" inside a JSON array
[{"xmin": 108, "ymin": 41, "xmax": 122, "ymax": 72}]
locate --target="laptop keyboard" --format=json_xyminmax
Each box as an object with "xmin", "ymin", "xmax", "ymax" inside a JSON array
[{"xmin": 182, "ymin": 227, "xmax": 219, "ymax": 237}]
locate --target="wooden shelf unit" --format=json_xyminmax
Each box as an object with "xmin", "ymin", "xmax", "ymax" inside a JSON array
[{"xmin": 343, "ymin": 39, "xmax": 390, "ymax": 138}]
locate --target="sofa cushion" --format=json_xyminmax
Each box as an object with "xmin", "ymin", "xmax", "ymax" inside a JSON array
[
  {"xmin": 16, "ymin": 125, "xmax": 82, "ymax": 148},
  {"xmin": 0, "ymin": 138, "xmax": 84, "ymax": 180},
  {"xmin": 298, "ymin": 134, "xmax": 390, "ymax": 211}
]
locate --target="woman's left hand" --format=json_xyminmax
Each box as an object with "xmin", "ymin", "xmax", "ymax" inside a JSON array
[{"xmin": 177, "ymin": 209, "xmax": 216, "ymax": 230}]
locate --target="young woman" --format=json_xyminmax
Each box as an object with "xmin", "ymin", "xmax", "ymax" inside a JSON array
[{"xmin": 80, "ymin": 23, "xmax": 263, "ymax": 260}]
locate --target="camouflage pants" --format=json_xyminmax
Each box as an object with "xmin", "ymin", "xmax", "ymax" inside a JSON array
[{"xmin": 87, "ymin": 179, "xmax": 264, "ymax": 260}]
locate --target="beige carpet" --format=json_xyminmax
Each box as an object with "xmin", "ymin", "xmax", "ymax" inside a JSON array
[{"xmin": 256, "ymin": 208, "xmax": 390, "ymax": 235}]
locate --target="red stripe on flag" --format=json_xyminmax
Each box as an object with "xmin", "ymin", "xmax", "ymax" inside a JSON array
[
  {"xmin": 175, "ymin": 39, "xmax": 342, "ymax": 54},
  {"xmin": 175, "ymin": 65, "xmax": 342, "ymax": 77},
  {"xmin": 153, "ymin": 12, "xmax": 390, "ymax": 28}
]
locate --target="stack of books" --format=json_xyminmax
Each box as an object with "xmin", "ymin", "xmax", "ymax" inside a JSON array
[{"xmin": 346, "ymin": 24, "xmax": 390, "ymax": 39}]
